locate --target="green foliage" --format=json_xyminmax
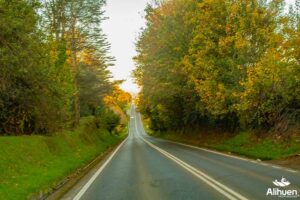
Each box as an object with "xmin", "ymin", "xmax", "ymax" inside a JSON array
[
  {"xmin": 0, "ymin": 117, "xmax": 126, "ymax": 200},
  {"xmin": 42, "ymin": 0, "xmax": 114, "ymax": 126},
  {"xmin": 216, "ymin": 132, "xmax": 300, "ymax": 160},
  {"xmin": 78, "ymin": 53, "xmax": 112, "ymax": 116},
  {"xmin": 134, "ymin": 0, "xmax": 200, "ymax": 130},
  {"xmin": 96, "ymin": 108, "xmax": 120, "ymax": 134},
  {"xmin": 0, "ymin": 0, "xmax": 72, "ymax": 134},
  {"xmin": 154, "ymin": 130, "xmax": 300, "ymax": 160},
  {"xmin": 134, "ymin": 0, "xmax": 300, "ymax": 133},
  {"xmin": 0, "ymin": 0, "xmax": 116, "ymax": 135}
]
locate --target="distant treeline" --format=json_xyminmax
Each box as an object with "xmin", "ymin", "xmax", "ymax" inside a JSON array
[
  {"xmin": 0, "ymin": 0, "xmax": 130, "ymax": 135},
  {"xmin": 134, "ymin": 0, "xmax": 300, "ymax": 133}
]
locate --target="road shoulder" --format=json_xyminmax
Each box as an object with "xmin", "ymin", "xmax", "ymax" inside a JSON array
[{"xmin": 46, "ymin": 138, "xmax": 127, "ymax": 200}]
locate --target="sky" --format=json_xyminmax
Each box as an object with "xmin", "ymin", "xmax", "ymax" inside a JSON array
[
  {"xmin": 102, "ymin": 0, "xmax": 296, "ymax": 94},
  {"xmin": 102, "ymin": 0, "xmax": 150, "ymax": 94}
]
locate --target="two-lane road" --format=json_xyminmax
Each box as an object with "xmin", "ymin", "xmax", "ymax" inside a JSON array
[{"xmin": 63, "ymin": 105, "xmax": 300, "ymax": 200}]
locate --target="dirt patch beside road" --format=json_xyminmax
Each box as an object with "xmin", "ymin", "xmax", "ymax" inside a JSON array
[{"xmin": 267, "ymin": 154, "xmax": 300, "ymax": 171}]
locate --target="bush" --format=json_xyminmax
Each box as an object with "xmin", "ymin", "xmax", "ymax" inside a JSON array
[{"xmin": 96, "ymin": 108, "xmax": 120, "ymax": 134}]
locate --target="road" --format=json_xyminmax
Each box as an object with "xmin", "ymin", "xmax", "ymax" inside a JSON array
[{"xmin": 63, "ymin": 105, "xmax": 300, "ymax": 200}]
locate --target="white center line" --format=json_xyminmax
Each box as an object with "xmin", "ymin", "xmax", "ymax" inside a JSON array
[{"xmin": 134, "ymin": 113, "xmax": 248, "ymax": 200}]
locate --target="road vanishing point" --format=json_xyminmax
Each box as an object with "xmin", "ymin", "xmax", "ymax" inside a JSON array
[{"xmin": 63, "ymin": 105, "xmax": 300, "ymax": 200}]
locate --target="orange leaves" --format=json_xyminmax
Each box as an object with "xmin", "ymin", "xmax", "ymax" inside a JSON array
[{"xmin": 104, "ymin": 85, "xmax": 131, "ymax": 109}]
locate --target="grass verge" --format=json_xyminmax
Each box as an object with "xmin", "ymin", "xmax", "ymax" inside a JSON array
[
  {"xmin": 0, "ymin": 116, "xmax": 127, "ymax": 200},
  {"xmin": 143, "ymin": 119, "xmax": 300, "ymax": 160}
]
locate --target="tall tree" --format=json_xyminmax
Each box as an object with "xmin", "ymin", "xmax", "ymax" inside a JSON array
[
  {"xmin": 134, "ymin": 0, "xmax": 299, "ymax": 133},
  {"xmin": 134, "ymin": 0, "xmax": 199, "ymax": 130},
  {"xmin": 0, "ymin": 0, "xmax": 115, "ymax": 135},
  {"xmin": 42, "ymin": 0, "xmax": 113, "ymax": 126},
  {"xmin": 0, "ymin": 0, "xmax": 70, "ymax": 134}
]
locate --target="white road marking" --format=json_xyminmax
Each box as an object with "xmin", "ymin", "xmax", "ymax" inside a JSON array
[
  {"xmin": 140, "ymin": 137, "xmax": 248, "ymax": 200},
  {"xmin": 272, "ymin": 165, "xmax": 282, "ymax": 169},
  {"xmin": 73, "ymin": 137, "xmax": 128, "ymax": 200},
  {"xmin": 134, "ymin": 115, "xmax": 248, "ymax": 200},
  {"xmin": 150, "ymin": 128, "xmax": 299, "ymax": 174},
  {"xmin": 166, "ymin": 140, "xmax": 249, "ymax": 162},
  {"xmin": 287, "ymin": 169, "xmax": 297, "ymax": 173},
  {"xmin": 73, "ymin": 109, "xmax": 299, "ymax": 200}
]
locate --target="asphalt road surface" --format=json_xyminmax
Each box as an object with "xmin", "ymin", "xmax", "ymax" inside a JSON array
[{"xmin": 63, "ymin": 105, "xmax": 300, "ymax": 200}]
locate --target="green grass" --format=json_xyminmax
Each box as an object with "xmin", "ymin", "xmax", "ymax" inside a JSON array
[
  {"xmin": 215, "ymin": 132, "xmax": 300, "ymax": 160},
  {"xmin": 0, "ymin": 117, "xmax": 127, "ymax": 200},
  {"xmin": 150, "ymin": 128, "xmax": 300, "ymax": 160}
]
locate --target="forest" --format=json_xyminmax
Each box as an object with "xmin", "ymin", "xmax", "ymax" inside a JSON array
[
  {"xmin": 0, "ymin": 0, "xmax": 130, "ymax": 135},
  {"xmin": 1, "ymin": 0, "xmax": 300, "ymax": 199},
  {"xmin": 134, "ymin": 0, "xmax": 300, "ymax": 136},
  {"xmin": 0, "ymin": 1, "xmax": 132, "ymax": 198}
]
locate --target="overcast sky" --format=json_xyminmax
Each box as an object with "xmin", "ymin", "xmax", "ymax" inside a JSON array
[
  {"xmin": 102, "ymin": 0, "xmax": 296, "ymax": 94},
  {"xmin": 102, "ymin": 0, "xmax": 149, "ymax": 94}
]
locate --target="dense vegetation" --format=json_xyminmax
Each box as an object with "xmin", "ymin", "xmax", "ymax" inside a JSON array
[
  {"xmin": 0, "ymin": 0, "xmax": 129, "ymax": 135},
  {"xmin": 0, "ymin": 1, "xmax": 131, "ymax": 198},
  {"xmin": 0, "ymin": 117, "xmax": 127, "ymax": 200},
  {"xmin": 134, "ymin": 0, "xmax": 300, "ymax": 135}
]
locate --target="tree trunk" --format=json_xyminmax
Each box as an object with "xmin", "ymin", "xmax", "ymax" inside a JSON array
[{"xmin": 71, "ymin": 12, "xmax": 80, "ymax": 127}]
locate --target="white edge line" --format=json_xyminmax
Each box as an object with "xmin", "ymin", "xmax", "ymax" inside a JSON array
[
  {"xmin": 140, "ymin": 137, "xmax": 247, "ymax": 200},
  {"xmin": 133, "ymin": 115, "xmax": 246, "ymax": 200},
  {"xmin": 167, "ymin": 140, "xmax": 249, "ymax": 161},
  {"xmin": 73, "ymin": 137, "xmax": 128, "ymax": 200},
  {"xmin": 133, "ymin": 106, "xmax": 300, "ymax": 175},
  {"xmin": 287, "ymin": 169, "xmax": 297, "ymax": 173},
  {"xmin": 162, "ymin": 137, "xmax": 300, "ymax": 174},
  {"xmin": 272, "ymin": 165, "xmax": 281, "ymax": 169}
]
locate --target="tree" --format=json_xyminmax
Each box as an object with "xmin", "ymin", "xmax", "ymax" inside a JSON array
[
  {"xmin": 0, "ymin": 0, "xmax": 116, "ymax": 135},
  {"xmin": 134, "ymin": 0, "xmax": 199, "ymax": 130},
  {"xmin": 134, "ymin": 0, "xmax": 299, "ymax": 133},
  {"xmin": 78, "ymin": 48, "xmax": 112, "ymax": 116},
  {"xmin": 41, "ymin": 0, "xmax": 113, "ymax": 126},
  {"xmin": 0, "ymin": 0, "xmax": 70, "ymax": 134}
]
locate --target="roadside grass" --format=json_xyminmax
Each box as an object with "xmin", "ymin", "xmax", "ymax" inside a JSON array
[
  {"xmin": 153, "ymin": 130, "xmax": 300, "ymax": 160},
  {"xmin": 214, "ymin": 132, "xmax": 300, "ymax": 160},
  {"xmin": 143, "ymin": 118, "xmax": 300, "ymax": 160},
  {"xmin": 0, "ymin": 117, "xmax": 127, "ymax": 200}
]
